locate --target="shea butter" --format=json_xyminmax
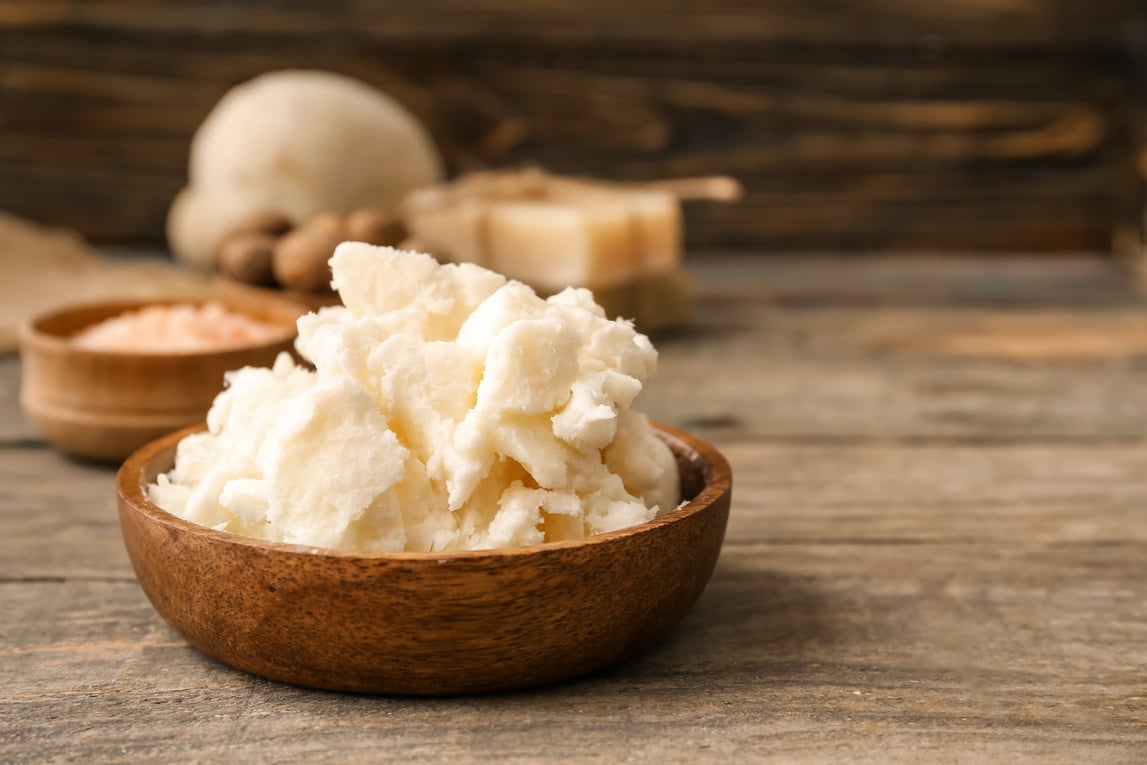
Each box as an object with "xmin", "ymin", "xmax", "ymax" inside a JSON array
[{"xmin": 150, "ymin": 244, "xmax": 679, "ymax": 552}]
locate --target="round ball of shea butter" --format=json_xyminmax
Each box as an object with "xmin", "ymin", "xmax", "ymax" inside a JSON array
[{"xmin": 168, "ymin": 70, "xmax": 443, "ymax": 267}]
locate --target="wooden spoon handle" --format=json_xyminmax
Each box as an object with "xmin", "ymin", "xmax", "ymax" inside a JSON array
[{"xmin": 638, "ymin": 176, "xmax": 744, "ymax": 202}]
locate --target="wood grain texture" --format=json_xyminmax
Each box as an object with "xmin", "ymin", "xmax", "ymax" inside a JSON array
[
  {"xmin": 3, "ymin": 254, "xmax": 1147, "ymax": 761},
  {"xmin": 2, "ymin": 547, "xmax": 1144, "ymax": 763},
  {"xmin": 0, "ymin": 1, "xmax": 1143, "ymax": 252}
]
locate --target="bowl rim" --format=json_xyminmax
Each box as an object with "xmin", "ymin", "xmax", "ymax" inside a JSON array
[
  {"xmin": 19, "ymin": 297, "xmax": 301, "ymax": 359},
  {"xmin": 117, "ymin": 420, "xmax": 731, "ymax": 562}
]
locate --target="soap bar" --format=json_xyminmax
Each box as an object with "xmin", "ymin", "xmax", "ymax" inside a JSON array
[
  {"xmin": 542, "ymin": 176, "xmax": 682, "ymax": 279},
  {"xmin": 486, "ymin": 200, "xmax": 640, "ymax": 292},
  {"xmin": 400, "ymin": 170, "xmax": 689, "ymax": 330}
]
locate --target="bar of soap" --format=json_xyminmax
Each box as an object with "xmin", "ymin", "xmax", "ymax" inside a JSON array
[
  {"xmin": 400, "ymin": 170, "xmax": 688, "ymax": 331},
  {"xmin": 543, "ymin": 176, "xmax": 683, "ymax": 279},
  {"xmin": 485, "ymin": 200, "xmax": 639, "ymax": 292},
  {"xmin": 149, "ymin": 244, "xmax": 680, "ymax": 553}
]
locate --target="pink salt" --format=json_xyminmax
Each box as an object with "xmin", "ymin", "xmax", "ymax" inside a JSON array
[{"xmin": 72, "ymin": 302, "xmax": 284, "ymax": 353}]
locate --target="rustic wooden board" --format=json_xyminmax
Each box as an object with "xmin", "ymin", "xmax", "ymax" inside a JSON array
[
  {"xmin": 0, "ymin": 356, "xmax": 29, "ymax": 441},
  {"xmin": 11, "ymin": 310, "xmax": 1147, "ymax": 446},
  {"xmin": 3, "ymin": 255, "xmax": 1147, "ymax": 762},
  {"xmin": 3, "ymin": 542, "xmax": 1145, "ymax": 764},
  {"xmin": 649, "ymin": 298, "xmax": 1147, "ymax": 433},
  {"xmin": 0, "ymin": 447, "xmax": 127, "ymax": 580},
  {"xmin": 0, "ymin": 1, "xmax": 1143, "ymax": 251},
  {"xmin": 6, "ymin": 255, "xmax": 1147, "ymax": 443},
  {"xmin": 689, "ymin": 254, "xmax": 1147, "ymax": 308},
  {"xmin": 8, "ymin": 433, "xmax": 1147, "ymax": 578}
]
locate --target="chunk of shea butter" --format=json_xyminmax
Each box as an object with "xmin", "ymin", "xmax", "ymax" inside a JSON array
[{"xmin": 148, "ymin": 244, "xmax": 680, "ymax": 552}]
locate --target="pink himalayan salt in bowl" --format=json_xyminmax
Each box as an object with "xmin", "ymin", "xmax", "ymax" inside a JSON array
[
  {"xmin": 72, "ymin": 301, "xmax": 286, "ymax": 353},
  {"xmin": 19, "ymin": 298, "xmax": 303, "ymax": 462}
]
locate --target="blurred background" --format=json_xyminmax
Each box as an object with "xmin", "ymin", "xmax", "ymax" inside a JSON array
[{"xmin": 3, "ymin": 0, "xmax": 1145, "ymax": 257}]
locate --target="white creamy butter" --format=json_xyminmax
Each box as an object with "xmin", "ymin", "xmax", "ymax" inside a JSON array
[{"xmin": 149, "ymin": 244, "xmax": 680, "ymax": 552}]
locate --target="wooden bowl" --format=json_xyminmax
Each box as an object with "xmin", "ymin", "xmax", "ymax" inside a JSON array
[
  {"xmin": 19, "ymin": 298, "xmax": 301, "ymax": 463},
  {"xmin": 116, "ymin": 422, "xmax": 732, "ymax": 695}
]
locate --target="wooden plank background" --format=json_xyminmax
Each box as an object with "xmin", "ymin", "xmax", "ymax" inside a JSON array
[{"xmin": 1, "ymin": 0, "xmax": 1145, "ymax": 253}]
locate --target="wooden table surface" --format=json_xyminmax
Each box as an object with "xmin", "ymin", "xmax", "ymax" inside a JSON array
[{"xmin": 3, "ymin": 255, "xmax": 1146, "ymax": 763}]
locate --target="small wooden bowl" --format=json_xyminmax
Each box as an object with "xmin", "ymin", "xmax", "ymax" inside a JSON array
[
  {"xmin": 116, "ymin": 422, "xmax": 731, "ymax": 695},
  {"xmin": 19, "ymin": 298, "xmax": 301, "ymax": 463}
]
